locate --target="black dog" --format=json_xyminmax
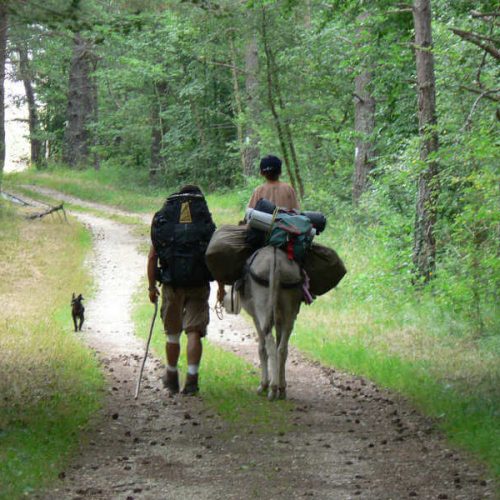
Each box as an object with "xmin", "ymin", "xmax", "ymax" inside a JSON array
[{"xmin": 71, "ymin": 293, "xmax": 85, "ymax": 331}]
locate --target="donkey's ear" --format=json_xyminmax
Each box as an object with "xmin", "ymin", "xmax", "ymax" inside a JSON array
[{"xmin": 72, "ymin": 292, "xmax": 75, "ymax": 299}]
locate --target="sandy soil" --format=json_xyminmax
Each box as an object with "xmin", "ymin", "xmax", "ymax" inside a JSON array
[{"xmin": 19, "ymin": 190, "xmax": 494, "ymax": 500}]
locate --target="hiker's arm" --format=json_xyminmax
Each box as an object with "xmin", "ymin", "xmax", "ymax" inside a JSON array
[{"xmin": 147, "ymin": 245, "xmax": 159, "ymax": 303}]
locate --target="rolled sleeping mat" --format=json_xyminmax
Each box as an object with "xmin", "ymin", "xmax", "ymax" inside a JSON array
[
  {"xmin": 302, "ymin": 211, "xmax": 327, "ymax": 234},
  {"xmin": 254, "ymin": 198, "xmax": 276, "ymax": 214},
  {"xmin": 245, "ymin": 208, "xmax": 274, "ymax": 232}
]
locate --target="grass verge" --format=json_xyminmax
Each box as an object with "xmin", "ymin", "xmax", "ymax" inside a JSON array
[
  {"xmin": 0, "ymin": 201, "xmax": 104, "ymax": 499},
  {"xmin": 293, "ymin": 224, "xmax": 499, "ymax": 479},
  {"xmin": 6, "ymin": 169, "xmax": 499, "ymax": 479}
]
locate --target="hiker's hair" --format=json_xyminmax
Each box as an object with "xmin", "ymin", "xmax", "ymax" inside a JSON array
[{"xmin": 260, "ymin": 155, "xmax": 282, "ymax": 181}]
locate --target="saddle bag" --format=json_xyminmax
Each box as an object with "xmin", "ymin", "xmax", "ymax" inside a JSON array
[
  {"xmin": 205, "ymin": 225, "xmax": 254, "ymax": 284},
  {"xmin": 303, "ymin": 243, "xmax": 347, "ymax": 296}
]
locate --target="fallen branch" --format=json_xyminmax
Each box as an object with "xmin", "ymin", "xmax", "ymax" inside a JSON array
[
  {"xmin": 1, "ymin": 191, "xmax": 34, "ymax": 206},
  {"xmin": 26, "ymin": 203, "xmax": 68, "ymax": 223}
]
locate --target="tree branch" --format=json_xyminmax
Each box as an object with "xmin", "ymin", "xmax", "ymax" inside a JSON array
[
  {"xmin": 460, "ymin": 85, "xmax": 500, "ymax": 102},
  {"xmin": 471, "ymin": 10, "xmax": 500, "ymax": 19},
  {"xmin": 462, "ymin": 88, "xmax": 500, "ymax": 131},
  {"xmin": 450, "ymin": 28, "xmax": 500, "ymax": 60}
]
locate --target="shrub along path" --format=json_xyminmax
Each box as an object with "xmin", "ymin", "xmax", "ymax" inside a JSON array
[{"xmin": 22, "ymin": 188, "xmax": 494, "ymax": 499}]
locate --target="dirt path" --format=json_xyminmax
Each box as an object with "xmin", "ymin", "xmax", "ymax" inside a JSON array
[{"xmin": 24, "ymin": 190, "xmax": 494, "ymax": 499}]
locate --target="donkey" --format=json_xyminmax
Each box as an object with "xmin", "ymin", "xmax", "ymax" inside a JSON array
[{"xmin": 241, "ymin": 246, "xmax": 304, "ymax": 400}]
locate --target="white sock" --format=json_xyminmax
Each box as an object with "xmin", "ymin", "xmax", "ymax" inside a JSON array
[
  {"xmin": 187, "ymin": 364, "xmax": 199, "ymax": 375},
  {"xmin": 167, "ymin": 365, "xmax": 178, "ymax": 372}
]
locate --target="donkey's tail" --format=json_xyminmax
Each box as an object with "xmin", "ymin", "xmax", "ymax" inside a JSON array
[{"xmin": 263, "ymin": 247, "xmax": 280, "ymax": 335}]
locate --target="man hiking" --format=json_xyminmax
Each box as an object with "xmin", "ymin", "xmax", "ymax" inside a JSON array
[
  {"xmin": 148, "ymin": 184, "xmax": 223, "ymax": 395},
  {"xmin": 248, "ymin": 154, "xmax": 300, "ymax": 211}
]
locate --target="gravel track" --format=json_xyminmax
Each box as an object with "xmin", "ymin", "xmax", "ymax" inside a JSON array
[{"xmin": 20, "ymin": 187, "xmax": 494, "ymax": 500}]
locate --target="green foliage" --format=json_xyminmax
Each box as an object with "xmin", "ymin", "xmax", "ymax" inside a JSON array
[{"xmin": 5, "ymin": 0, "xmax": 499, "ymax": 480}]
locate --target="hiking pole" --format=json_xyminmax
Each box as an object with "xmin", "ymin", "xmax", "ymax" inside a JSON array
[{"xmin": 134, "ymin": 300, "xmax": 158, "ymax": 400}]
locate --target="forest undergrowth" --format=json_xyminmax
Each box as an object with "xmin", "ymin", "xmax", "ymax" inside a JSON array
[{"xmin": 5, "ymin": 167, "xmax": 499, "ymax": 478}]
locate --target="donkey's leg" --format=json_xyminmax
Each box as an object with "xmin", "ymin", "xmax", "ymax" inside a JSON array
[
  {"xmin": 277, "ymin": 327, "xmax": 292, "ymax": 400},
  {"xmin": 257, "ymin": 331, "xmax": 269, "ymax": 394},
  {"xmin": 265, "ymin": 333, "xmax": 278, "ymax": 401},
  {"xmin": 250, "ymin": 316, "xmax": 269, "ymax": 394}
]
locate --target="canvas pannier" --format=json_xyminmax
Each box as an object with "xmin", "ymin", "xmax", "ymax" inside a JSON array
[
  {"xmin": 303, "ymin": 243, "xmax": 347, "ymax": 296},
  {"xmin": 205, "ymin": 225, "xmax": 254, "ymax": 284}
]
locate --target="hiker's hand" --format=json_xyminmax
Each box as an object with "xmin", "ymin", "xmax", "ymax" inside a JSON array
[
  {"xmin": 217, "ymin": 282, "xmax": 226, "ymax": 303},
  {"xmin": 149, "ymin": 286, "xmax": 159, "ymax": 304}
]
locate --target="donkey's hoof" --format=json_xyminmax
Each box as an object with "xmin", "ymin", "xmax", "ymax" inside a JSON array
[
  {"xmin": 257, "ymin": 383, "xmax": 269, "ymax": 395},
  {"xmin": 268, "ymin": 386, "xmax": 278, "ymax": 401},
  {"xmin": 278, "ymin": 388, "xmax": 287, "ymax": 400}
]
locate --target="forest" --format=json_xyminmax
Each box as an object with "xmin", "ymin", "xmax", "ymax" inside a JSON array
[{"xmin": 0, "ymin": 0, "xmax": 498, "ymax": 497}]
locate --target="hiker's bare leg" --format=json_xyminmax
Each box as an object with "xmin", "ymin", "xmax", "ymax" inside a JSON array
[
  {"xmin": 166, "ymin": 336, "xmax": 181, "ymax": 367},
  {"xmin": 186, "ymin": 331, "xmax": 202, "ymax": 366}
]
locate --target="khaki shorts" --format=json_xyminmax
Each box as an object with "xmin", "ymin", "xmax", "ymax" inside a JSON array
[{"xmin": 160, "ymin": 284, "xmax": 210, "ymax": 337}]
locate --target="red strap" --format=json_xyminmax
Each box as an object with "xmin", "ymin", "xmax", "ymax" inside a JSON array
[{"xmin": 287, "ymin": 239, "xmax": 294, "ymax": 260}]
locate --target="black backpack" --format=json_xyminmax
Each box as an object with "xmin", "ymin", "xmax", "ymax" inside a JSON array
[{"xmin": 151, "ymin": 191, "xmax": 216, "ymax": 287}]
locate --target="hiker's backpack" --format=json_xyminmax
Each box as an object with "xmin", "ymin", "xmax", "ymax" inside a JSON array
[
  {"xmin": 151, "ymin": 192, "xmax": 216, "ymax": 287},
  {"xmin": 267, "ymin": 212, "xmax": 314, "ymax": 263}
]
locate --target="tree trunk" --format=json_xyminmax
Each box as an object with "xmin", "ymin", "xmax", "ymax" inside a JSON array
[
  {"xmin": 412, "ymin": 0, "xmax": 440, "ymax": 282},
  {"xmin": 150, "ymin": 80, "xmax": 168, "ymax": 183},
  {"xmin": 261, "ymin": 8, "xmax": 297, "ymax": 192},
  {"xmin": 269, "ymin": 48, "xmax": 305, "ymax": 198},
  {"xmin": 0, "ymin": 4, "xmax": 7, "ymax": 189},
  {"xmin": 243, "ymin": 34, "xmax": 260, "ymax": 176},
  {"xmin": 229, "ymin": 34, "xmax": 245, "ymax": 175},
  {"xmin": 352, "ymin": 13, "xmax": 376, "ymax": 205},
  {"xmin": 63, "ymin": 33, "xmax": 98, "ymax": 168},
  {"xmin": 18, "ymin": 45, "xmax": 43, "ymax": 167},
  {"xmin": 304, "ymin": 0, "xmax": 313, "ymax": 29}
]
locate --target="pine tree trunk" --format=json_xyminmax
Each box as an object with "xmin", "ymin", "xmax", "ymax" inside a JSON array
[
  {"xmin": 63, "ymin": 34, "xmax": 98, "ymax": 168},
  {"xmin": 352, "ymin": 12, "xmax": 376, "ymax": 205},
  {"xmin": 243, "ymin": 34, "xmax": 260, "ymax": 176},
  {"xmin": 0, "ymin": 4, "xmax": 7, "ymax": 189},
  {"xmin": 412, "ymin": 0, "xmax": 440, "ymax": 282},
  {"xmin": 18, "ymin": 45, "xmax": 43, "ymax": 167}
]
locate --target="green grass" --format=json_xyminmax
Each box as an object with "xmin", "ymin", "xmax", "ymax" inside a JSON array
[
  {"xmin": 132, "ymin": 283, "xmax": 292, "ymax": 433},
  {"xmin": 293, "ymin": 220, "xmax": 500, "ymax": 479},
  {"xmin": 5, "ymin": 164, "xmax": 253, "ymax": 219},
  {"xmin": 0, "ymin": 201, "xmax": 104, "ymax": 499},
  {"xmin": 5, "ymin": 169, "xmax": 499, "ymax": 480}
]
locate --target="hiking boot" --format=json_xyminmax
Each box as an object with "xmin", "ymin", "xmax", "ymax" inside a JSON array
[
  {"xmin": 161, "ymin": 369, "xmax": 179, "ymax": 394},
  {"xmin": 181, "ymin": 373, "xmax": 199, "ymax": 395}
]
